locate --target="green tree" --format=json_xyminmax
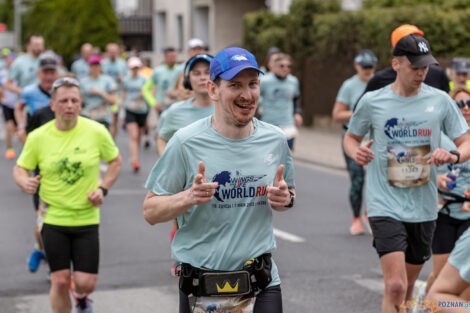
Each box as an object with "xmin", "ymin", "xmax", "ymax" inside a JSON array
[
  {"xmin": 0, "ymin": 0, "xmax": 14, "ymax": 30},
  {"xmin": 23, "ymin": 0, "xmax": 119, "ymax": 65}
]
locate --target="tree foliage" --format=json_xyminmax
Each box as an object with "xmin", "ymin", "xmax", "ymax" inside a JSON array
[
  {"xmin": 242, "ymin": 0, "xmax": 470, "ymax": 125},
  {"xmin": 23, "ymin": 0, "xmax": 119, "ymax": 65}
]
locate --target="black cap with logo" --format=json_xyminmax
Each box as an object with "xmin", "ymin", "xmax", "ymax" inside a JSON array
[{"xmin": 392, "ymin": 34, "xmax": 438, "ymax": 68}]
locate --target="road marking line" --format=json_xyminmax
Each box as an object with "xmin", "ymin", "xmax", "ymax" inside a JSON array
[
  {"xmin": 273, "ymin": 228, "xmax": 305, "ymax": 243},
  {"xmin": 352, "ymin": 276, "xmax": 425, "ymax": 294}
]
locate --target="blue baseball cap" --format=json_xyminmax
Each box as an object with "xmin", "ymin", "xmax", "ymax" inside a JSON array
[
  {"xmin": 185, "ymin": 54, "xmax": 214, "ymax": 74},
  {"xmin": 210, "ymin": 47, "xmax": 263, "ymax": 81}
]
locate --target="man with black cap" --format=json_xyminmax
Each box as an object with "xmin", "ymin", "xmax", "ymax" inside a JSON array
[
  {"xmin": 332, "ymin": 49, "xmax": 377, "ymax": 235},
  {"xmin": 15, "ymin": 52, "xmax": 59, "ymax": 143},
  {"xmin": 357, "ymin": 24, "xmax": 449, "ymax": 103},
  {"xmin": 449, "ymin": 57, "xmax": 470, "ymax": 91},
  {"xmin": 344, "ymin": 34, "xmax": 470, "ymax": 313},
  {"xmin": 144, "ymin": 47, "xmax": 295, "ymax": 313}
]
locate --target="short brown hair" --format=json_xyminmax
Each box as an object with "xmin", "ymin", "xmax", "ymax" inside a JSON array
[{"xmin": 449, "ymin": 86, "xmax": 470, "ymax": 100}]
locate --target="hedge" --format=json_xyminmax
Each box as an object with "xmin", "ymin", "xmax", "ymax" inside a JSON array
[{"xmin": 243, "ymin": 1, "xmax": 470, "ymax": 124}]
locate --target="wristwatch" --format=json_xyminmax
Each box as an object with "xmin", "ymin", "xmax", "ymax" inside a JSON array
[
  {"xmin": 449, "ymin": 150, "xmax": 460, "ymax": 164},
  {"xmin": 98, "ymin": 186, "xmax": 108, "ymax": 197},
  {"xmin": 285, "ymin": 190, "xmax": 295, "ymax": 208}
]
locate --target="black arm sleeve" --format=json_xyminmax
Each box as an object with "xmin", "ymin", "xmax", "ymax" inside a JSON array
[{"xmin": 293, "ymin": 95, "xmax": 302, "ymax": 115}]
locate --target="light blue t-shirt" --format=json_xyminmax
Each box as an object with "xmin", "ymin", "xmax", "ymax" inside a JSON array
[
  {"xmin": 336, "ymin": 75, "xmax": 367, "ymax": 127},
  {"xmin": 0, "ymin": 68, "xmax": 18, "ymax": 109},
  {"xmin": 449, "ymin": 227, "xmax": 470, "ymax": 283},
  {"xmin": 8, "ymin": 54, "xmax": 39, "ymax": 88},
  {"xmin": 101, "ymin": 58, "xmax": 128, "ymax": 82},
  {"xmin": 149, "ymin": 63, "xmax": 181, "ymax": 110},
  {"xmin": 122, "ymin": 74, "xmax": 148, "ymax": 114},
  {"xmin": 438, "ymin": 134, "xmax": 470, "ymax": 220},
  {"xmin": 158, "ymin": 98, "xmax": 215, "ymax": 141},
  {"xmin": 80, "ymin": 75, "xmax": 117, "ymax": 124},
  {"xmin": 20, "ymin": 84, "xmax": 50, "ymax": 115},
  {"xmin": 71, "ymin": 58, "xmax": 90, "ymax": 79},
  {"xmin": 259, "ymin": 73, "xmax": 299, "ymax": 127},
  {"xmin": 145, "ymin": 117, "xmax": 295, "ymax": 287},
  {"xmin": 349, "ymin": 84, "xmax": 469, "ymax": 222}
]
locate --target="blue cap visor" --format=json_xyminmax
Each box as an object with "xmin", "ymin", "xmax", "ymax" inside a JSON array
[{"xmin": 219, "ymin": 64, "xmax": 264, "ymax": 81}]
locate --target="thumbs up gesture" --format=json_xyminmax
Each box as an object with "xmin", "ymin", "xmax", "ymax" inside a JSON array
[
  {"xmin": 354, "ymin": 140, "xmax": 375, "ymax": 165},
  {"xmin": 189, "ymin": 161, "xmax": 218, "ymax": 205},
  {"xmin": 25, "ymin": 175, "xmax": 41, "ymax": 195},
  {"xmin": 267, "ymin": 165, "xmax": 291, "ymax": 208}
]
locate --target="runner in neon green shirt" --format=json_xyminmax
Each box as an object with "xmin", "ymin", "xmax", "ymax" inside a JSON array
[{"xmin": 13, "ymin": 77, "xmax": 122, "ymax": 313}]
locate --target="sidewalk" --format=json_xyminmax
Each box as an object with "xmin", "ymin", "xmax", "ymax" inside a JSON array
[{"xmin": 294, "ymin": 126, "xmax": 346, "ymax": 170}]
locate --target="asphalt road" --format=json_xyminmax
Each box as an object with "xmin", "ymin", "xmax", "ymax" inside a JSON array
[{"xmin": 0, "ymin": 130, "xmax": 432, "ymax": 313}]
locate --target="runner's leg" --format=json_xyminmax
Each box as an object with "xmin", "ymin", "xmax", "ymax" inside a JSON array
[
  {"xmin": 427, "ymin": 263, "xmax": 469, "ymax": 313},
  {"xmin": 50, "ymin": 269, "xmax": 72, "ymax": 313},
  {"xmin": 380, "ymin": 252, "xmax": 407, "ymax": 313}
]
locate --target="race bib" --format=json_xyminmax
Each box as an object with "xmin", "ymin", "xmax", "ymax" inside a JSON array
[
  {"xmin": 280, "ymin": 125, "xmax": 298, "ymax": 140},
  {"xmin": 192, "ymin": 296, "xmax": 255, "ymax": 313},
  {"xmin": 128, "ymin": 98, "xmax": 146, "ymax": 112},
  {"xmin": 387, "ymin": 145, "xmax": 431, "ymax": 188},
  {"xmin": 87, "ymin": 104, "xmax": 108, "ymax": 121}
]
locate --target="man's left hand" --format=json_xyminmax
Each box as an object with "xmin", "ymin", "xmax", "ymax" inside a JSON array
[
  {"xmin": 427, "ymin": 148, "xmax": 457, "ymax": 166},
  {"xmin": 267, "ymin": 165, "xmax": 290, "ymax": 207},
  {"xmin": 88, "ymin": 188, "xmax": 104, "ymax": 207}
]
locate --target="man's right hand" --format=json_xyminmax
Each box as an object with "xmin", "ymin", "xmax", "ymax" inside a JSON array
[
  {"xmin": 188, "ymin": 161, "xmax": 218, "ymax": 205},
  {"xmin": 354, "ymin": 140, "xmax": 374, "ymax": 165},
  {"xmin": 25, "ymin": 175, "xmax": 41, "ymax": 195}
]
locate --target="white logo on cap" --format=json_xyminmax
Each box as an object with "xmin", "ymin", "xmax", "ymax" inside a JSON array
[
  {"xmin": 232, "ymin": 55, "xmax": 248, "ymax": 61},
  {"xmin": 418, "ymin": 42, "xmax": 429, "ymax": 53}
]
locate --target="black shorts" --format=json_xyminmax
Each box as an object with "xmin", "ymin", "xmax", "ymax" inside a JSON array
[
  {"xmin": 125, "ymin": 110, "xmax": 148, "ymax": 128},
  {"xmin": 287, "ymin": 138, "xmax": 295, "ymax": 151},
  {"xmin": 179, "ymin": 285, "xmax": 282, "ymax": 313},
  {"xmin": 2, "ymin": 104, "xmax": 16, "ymax": 124},
  {"xmin": 432, "ymin": 212, "xmax": 470, "ymax": 254},
  {"xmin": 41, "ymin": 223, "xmax": 99, "ymax": 273},
  {"xmin": 369, "ymin": 216, "xmax": 436, "ymax": 265}
]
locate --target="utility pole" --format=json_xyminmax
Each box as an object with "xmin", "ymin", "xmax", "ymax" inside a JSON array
[{"xmin": 14, "ymin": 0, "xmax": 21, "ymax": 51}]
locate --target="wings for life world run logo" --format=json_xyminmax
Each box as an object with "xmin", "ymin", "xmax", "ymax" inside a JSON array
[
  {"xmin": 211, "ymin": 170, "xmax": 267, "ymax": 204},
  {"xmin": 384, "ymin": 118, "xmax": 431, "ymax": 140}
]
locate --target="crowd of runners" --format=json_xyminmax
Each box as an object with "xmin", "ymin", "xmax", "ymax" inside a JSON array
[{"xmin": 1, "ymin": 22, "xmax": 470, "ymax": 313}]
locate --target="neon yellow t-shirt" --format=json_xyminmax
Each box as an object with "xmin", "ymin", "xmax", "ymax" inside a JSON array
[{"xmin": 17, "ymin": 117, "xmax": 119, "ymax": 226}]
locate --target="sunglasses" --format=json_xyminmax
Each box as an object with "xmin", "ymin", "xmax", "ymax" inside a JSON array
[
  {"xmin": 52, "ymin": 77, "xmax": 80, "ymax": 90},
  {"xmin": 456, "ymin": 99, "xmax": 470, "ymax": 109}
]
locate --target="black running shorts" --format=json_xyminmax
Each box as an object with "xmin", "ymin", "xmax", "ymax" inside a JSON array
[
  {"xmin": 125, "ymin": 110, "xmax": 148, "ymax": 128},
  {"xmin": 432, "ymin": 212, "xmax": 470, "ymax": 254},
  {"xmin": 41, "ymin": 223, "xmax": 99, "ymax": 273},
  {"xmin": 369, "ymin": 216, "xmax": 435, "ymax": 265},
  {"xmin": 2, "ymin": 104, "xmax": 16, "ymax": 124}
]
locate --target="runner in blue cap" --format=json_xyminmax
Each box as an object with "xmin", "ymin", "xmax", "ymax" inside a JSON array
[{"xmin": 144, "ymin": 47, "xmax": 295, "ymax": 313}]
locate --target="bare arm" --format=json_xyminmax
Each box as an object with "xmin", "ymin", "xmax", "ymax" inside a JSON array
[
  {"xmin": 454, "ymin": 132, "xmax": 470, "ymax": 164},
  {"xmin": 5, "ymin": 79, "xmax": 22, "ymax": 95},
  {"xmin": 343, "ymin": 131, "xmax": 374, "ymax": 165},
  {"xmin": 143, "ymin": 161, "xmax": 218, "ymax": 225},
  {"xmin": 332, "ymin": 101, "xmax": 353, "ymax": 123},
  {"xmin": 119, "ymin": 90, "xmax": 127, "ymax": 108},
  {"xmin": 87, "ymin": 154, "xmax": 122, "ymax": 207},
  {"xmin": 156, "ymin": 135, "xmax": 167, "ymax": 156},
  {"xmin": 427, "ymin": 133, "xmax": 470, "ymax": 166},
  {"xmin": 13, "ymin": 165, "xmax": 40, "ymax": 194},
  {"xmin": 101, "ymin": 154, "xmax": 122, "ymax": 189}
]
